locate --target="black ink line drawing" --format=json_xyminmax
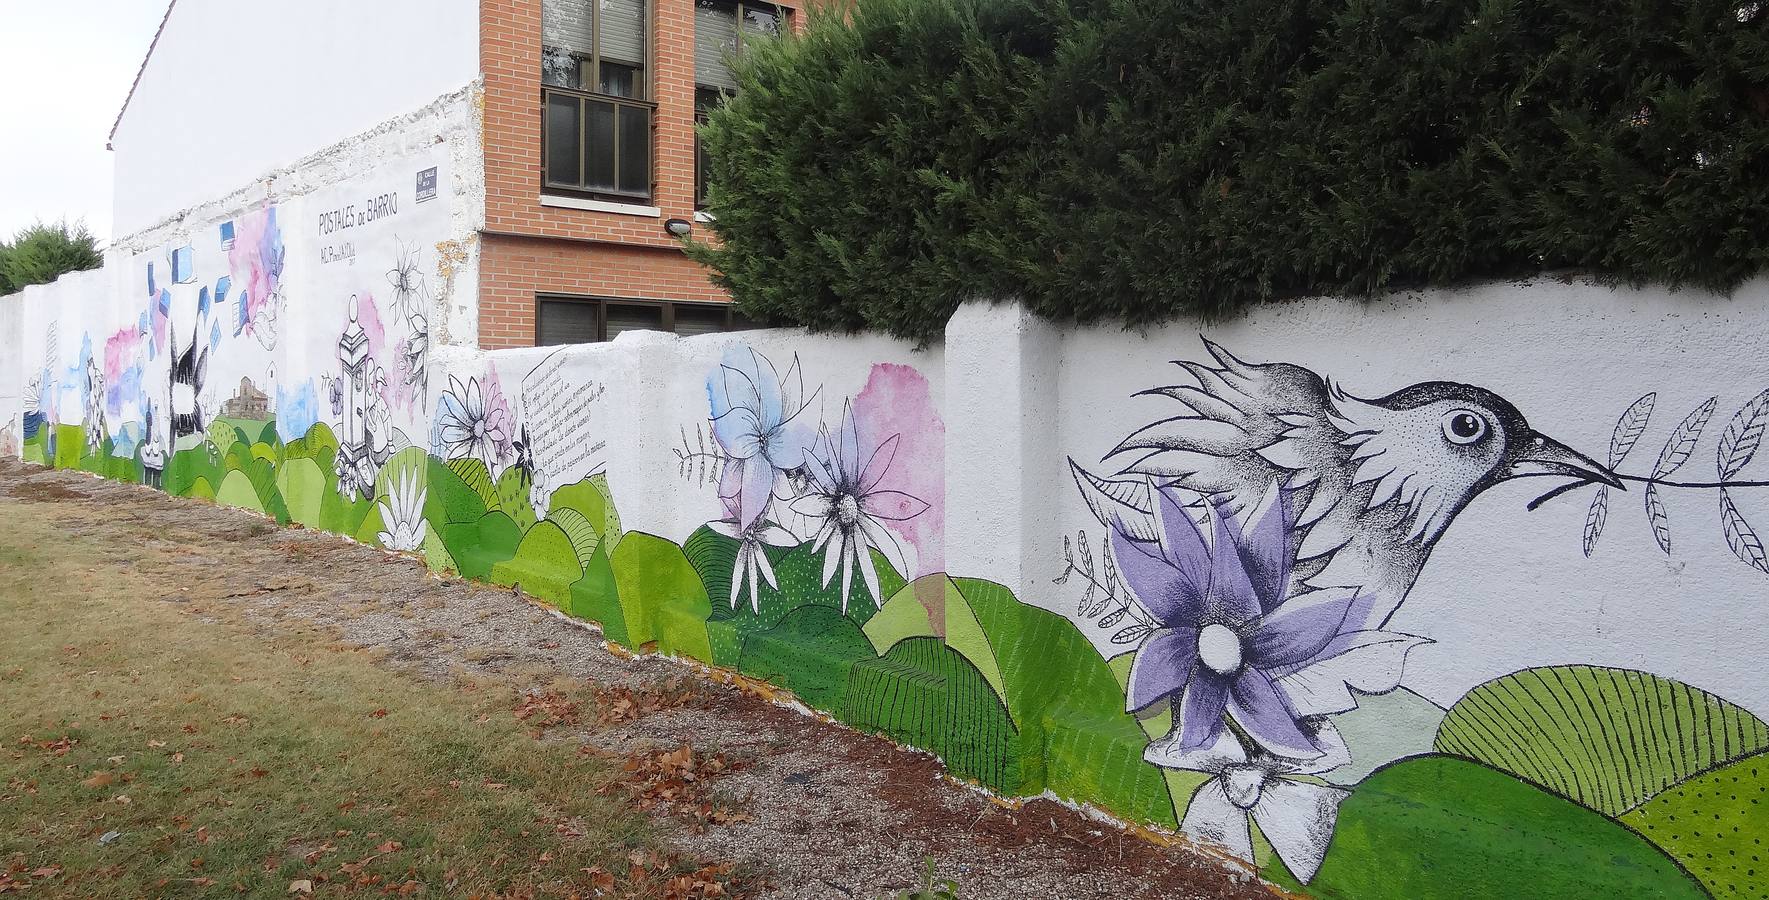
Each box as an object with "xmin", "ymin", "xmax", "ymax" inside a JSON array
[
  {"xmin": 1553, "ymin": 389, "xmax": 1769, "ymax": 574},
  {"xmin": 674, "ymin": 422, "xmax": 726, "ymax": 487},
  {"xmin": 1069, "ymin": 339, "xmax": 1618, "ymax": 633}
]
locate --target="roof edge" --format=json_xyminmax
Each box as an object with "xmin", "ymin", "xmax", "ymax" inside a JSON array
[{"xmin": 107, "ymin": 0, "xmax": 178, "ymax": 151}]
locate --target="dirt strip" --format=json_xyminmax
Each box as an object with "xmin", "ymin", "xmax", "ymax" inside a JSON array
[{"xmin": 0, "ymin": 458, "xmax": 1277, "ymax": 900}]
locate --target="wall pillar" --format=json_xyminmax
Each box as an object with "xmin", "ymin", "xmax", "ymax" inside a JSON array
[{"xmin": 942, "ymin": 298, "xmax": 1062, "ymax": 600}]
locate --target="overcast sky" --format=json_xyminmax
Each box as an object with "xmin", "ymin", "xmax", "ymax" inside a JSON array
[{"xmin": 0, "ymin": 1, "xmax": 170, "ymax": 243}]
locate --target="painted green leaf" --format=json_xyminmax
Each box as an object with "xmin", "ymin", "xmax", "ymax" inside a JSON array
[
  {"xmin": 447, "ymin": 457, "xmax": 499, "ymax": 511},
  {"xmin": 1435, "ymin": 666, "xmax": 1769, "ymax": 817},
  {"xmin": 276, "ymin": 457, "xmax": 326, "ymax": 527},
  {"xmin": 740, "ymin": 604, "xmax": 874, "ymax": 710},
  {"xmin": 547, "ymin": 507, "xmax": 603, "ymax": 569},
  {"xmin": 609, "ymin": 532, "xmax": 713, "ymax": 663},
  {"xmin": 862, "ymin": 575, "xmax": 940, "ymax": 653},
  {"xmin": 1624, "ymin": 749, "xmax": 1769, "ymax": 900},
  {"xmin": 319, "ymin": 486, "xmax": 374, "ymax": 537},
  {"xmin": 566, "ymin": 541, "xmax": 627, "ymax": 645},
  {"xmin": 292, "ymin": 422, "xmax": 338, "ymax": 466},
  {"xmin": 420, "ymin": 523, "xmax": 457, "ymax": 576},
  {"xmin": 185, "ymin": 475, "xmax": 216, "ymax": 502},
  {"xmin": 842, "ymin": 636, "xmax": 1021, "ymax": 792},
  {"xmin": 493, "ymin": 466, "xmax": 536, "ymax": 531},
  {"xmin": 215, "ymin": 469, "xmax": 266, "ymax": 514},
  {"xmin": 54, "ymin": 425, "xmax": 83, "ymax": 468},
  {"xmin": 425, "ymin": 456, "xmax": 488, "ymax": 525},
  {"xmin": 548, "ymin": 475, "xmax": 621, "ymax": 549},
  {"xmin": 353, "ymin": 502, "xmax": 385, "ymax": 546},
  {"xmin": 955, "ymin": 577, "xmax": 1176, "ymax": 827},
  {"xmin": 207, "ymin": 419, "xmax": 241, "ymax": 457},
  {"xmin": 164, "ymin": 445, "xmax": 222, "ymax": 499},
  {"xmin": 438, "ymin": 511, "xmax": 522, "ymax": 581},
  {"xmin": 1276, "ymin": 755, "xmax": 1710, "ymax": 900},
  {"xmin": 490, "ymin": 520, "xmax": 585, "ymax": 606}
]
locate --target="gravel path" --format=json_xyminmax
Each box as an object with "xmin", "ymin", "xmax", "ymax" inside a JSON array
[{"xmin": 0, "ymin": 458, "xmax": 1279, "ymax": 900}]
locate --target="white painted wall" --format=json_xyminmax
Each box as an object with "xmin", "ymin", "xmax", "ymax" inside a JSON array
[
  {"xmin": 1016, "ymin": 283, "xmax": 1769, "ymax": 717},
  {"xmin": 109, "ymin": 0, "xmax": 480, "ymax": 239},
  {"xmin": 0, "ymin": 284, "xmax": 22, "ymax": 455}
]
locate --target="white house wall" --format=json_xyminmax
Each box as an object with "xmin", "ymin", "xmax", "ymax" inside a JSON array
[{"xmin": 109, "ymin": 0, "xmax": 480, "ymax": 239}]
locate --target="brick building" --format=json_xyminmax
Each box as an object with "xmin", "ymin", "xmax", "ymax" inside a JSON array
[
  {"xmin": 478, "ymin": 0, "xmax": 796, "ymax": 349},
  {"xmin": 107, "ymin": 0, "xmax": 793, "ymax": 352}
]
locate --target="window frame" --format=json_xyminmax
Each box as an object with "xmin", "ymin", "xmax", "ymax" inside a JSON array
[
  {"xmin": 540, "ymin": 0, "xmax": 655, "ymax": 203},
  {"xmin": 694, "ymin": 1, "xmax": 788, "ymax": 209},
  {"xmin": 535, "ymin": 294, "xmax": 751, "ymax": 346}
]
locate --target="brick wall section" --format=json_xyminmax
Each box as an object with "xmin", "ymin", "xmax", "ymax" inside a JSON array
[
  {"xmin": 477, "ymin": 0, "xmax": 800, "ymax": 350},
  {"xmin": 478, "ymin": 234, "xmax": 727, "ymax": 347}
]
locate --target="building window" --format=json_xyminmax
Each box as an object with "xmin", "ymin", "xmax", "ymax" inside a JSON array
[
  {"xmin": 536, "ymin": 296, "xmax": 753, "ymax": 346},
  {"xmin": 542, "ymin": 0, "xmax": 653, "ymax": 201},
  {"xmin": 694, "ymin": 0, "xmax": 786, "ymax": 208}
]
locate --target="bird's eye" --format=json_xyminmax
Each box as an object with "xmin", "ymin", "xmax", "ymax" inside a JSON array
[{"xmin": 1442, "ymin": 410, "xmax": 1489, "ymax": 445}]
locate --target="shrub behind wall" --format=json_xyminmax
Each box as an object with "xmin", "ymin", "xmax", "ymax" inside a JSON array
[{"xmin": 691, "ymin": 0, "xmax": 1769, "ymax": 343}]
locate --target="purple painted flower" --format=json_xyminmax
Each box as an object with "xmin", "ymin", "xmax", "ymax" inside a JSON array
[
  {"xmin": 1116, "ymin": 484, "xmax": 1375, "ymax": 761},
  {"xmin": 708, "ymin": 348, "xmax": 817, "ymax": 528}
]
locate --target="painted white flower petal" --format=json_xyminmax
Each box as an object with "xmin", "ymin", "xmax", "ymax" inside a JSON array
[
  {"xmin": 1144, "ymin": 722, "xmax": 1248, "ymax": 773},
  {"xmin": 754, "ymin": 523, "xmax": 799, "ymax": 548},
  {"xmin": 819, "ymin": 533, "xmax": 842, "ymax": 588},
  {"xmin": 727, "ymin": 547, "xmax": 747, "ymax": 610},
  {"xmin": 855, "ymin": 536, "xmax": 881, "ymax": 608},
  {"xmin": 1275, "ymin": 631, "xmax": 1431, "ymax": 717},
  {"xmin": 1250, "ymin": 779, "xmax": 1349, "ymax": 884},
  {"xmin": 1179, "ymin": 780, "xmax": 1254, "ymax": 865},
  {"xmin": 754, "ymin": 540, "xmax": 780, "ymax": 590}
]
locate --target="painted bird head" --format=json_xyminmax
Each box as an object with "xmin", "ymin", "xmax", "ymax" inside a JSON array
[{"xmin": 1328, "ymin": 380, "xmax": 1622, "ymax": 541}]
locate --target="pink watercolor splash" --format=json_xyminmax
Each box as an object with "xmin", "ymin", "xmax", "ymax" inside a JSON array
[
  {"xmin": 104, "ymin": 327, "xmax": 140, "ymax": 382},
  {"xmin": 228, "ymin": 206, "xmax": 284, "ymax": 326},
  {"xmin": 852, "ymin": 363, "xmax": 945, "ymax": 576}
]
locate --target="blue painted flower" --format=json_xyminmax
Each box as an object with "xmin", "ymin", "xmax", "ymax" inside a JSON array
[
  {"xmin": 1115, "ymin": 484, "xmax": 1409, "ymax": 761},
  {"xmin": 707, "ymin": 348, "xmax": 817, "ymax": 529}
]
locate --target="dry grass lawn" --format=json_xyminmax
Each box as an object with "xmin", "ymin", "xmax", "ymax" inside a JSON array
[{"xmin": 0, "ymin": 503, "xmax": 736, "ymax": 898}]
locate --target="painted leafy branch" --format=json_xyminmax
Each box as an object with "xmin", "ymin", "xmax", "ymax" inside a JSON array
[
  {"xmin": 1643, "ymin": 397, "xmax": 1716, "ymax": 553},
  {"xmin": 1583, "ymin": 389, "xmax": 1769, "ymax": 576},
  {"xmin": 674, "ymin": 422, "xmax": 725, "ymax": 487},
  {"xmin": 1715, "ymin": 389, "xmax": 1769, "ymax": 574},
  {"xmin": 1054, "ymin": 530, "xmax": 1155, "ymax": 643},
  {"xmin": 1585, "ymin": 393, "xmax": 1654, "ymax": 556}
]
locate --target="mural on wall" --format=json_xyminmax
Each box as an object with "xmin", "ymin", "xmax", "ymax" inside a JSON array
[
  {"xmin": 13, "ymin": 213, "xmax": 1768, "ymax": 900},
  {"xmin": 1054, "ymin": 340, "xmax": 1767, "ymax": 896}
]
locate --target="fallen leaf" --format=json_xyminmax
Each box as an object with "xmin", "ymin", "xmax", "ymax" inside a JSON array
[
  {"xmin": 147, "ymin": 740, "xmax": 167, "ymax": 749},
  {"xmin": 82, "ymin": 771, "xmax": 115, "ymax": 789},
  {"xmin": 288, "ymin": 879, "xmax": 313, "ymax": 894},
  {"xmin": 29, "ymin": 866, "xmax": 61, "ymax": 879}
]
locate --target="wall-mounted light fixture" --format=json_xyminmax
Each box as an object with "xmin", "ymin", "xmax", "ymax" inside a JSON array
[{"xmin": 664, "ymin": 218, "xmax": 693, "ymax": 238}]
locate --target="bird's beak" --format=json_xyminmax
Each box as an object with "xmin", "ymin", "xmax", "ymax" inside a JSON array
[{"xmin": 1508, "ymin": 434, "xmax": 1624, "ymax": 489}]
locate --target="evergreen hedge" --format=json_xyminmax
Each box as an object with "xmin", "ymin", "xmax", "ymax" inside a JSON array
[{"xmin": 689, "ymin": 0, "xmax": 1769, "ymax": 342}]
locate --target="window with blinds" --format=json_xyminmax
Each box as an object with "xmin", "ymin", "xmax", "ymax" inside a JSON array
[
  {"xmin": 541, "ymin": 0, "xmax": 654, "ymax": 201},
  {"xmin": 694, "ymin": 0, "xmax": 784, "ymax": 92},
  {"xmin": 694, "ymin": 1, "xmax": 785, "ymax": 207},
  {"xmin": 535, "ymin": 297, "xmax": 752, "ymax": 346}
]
